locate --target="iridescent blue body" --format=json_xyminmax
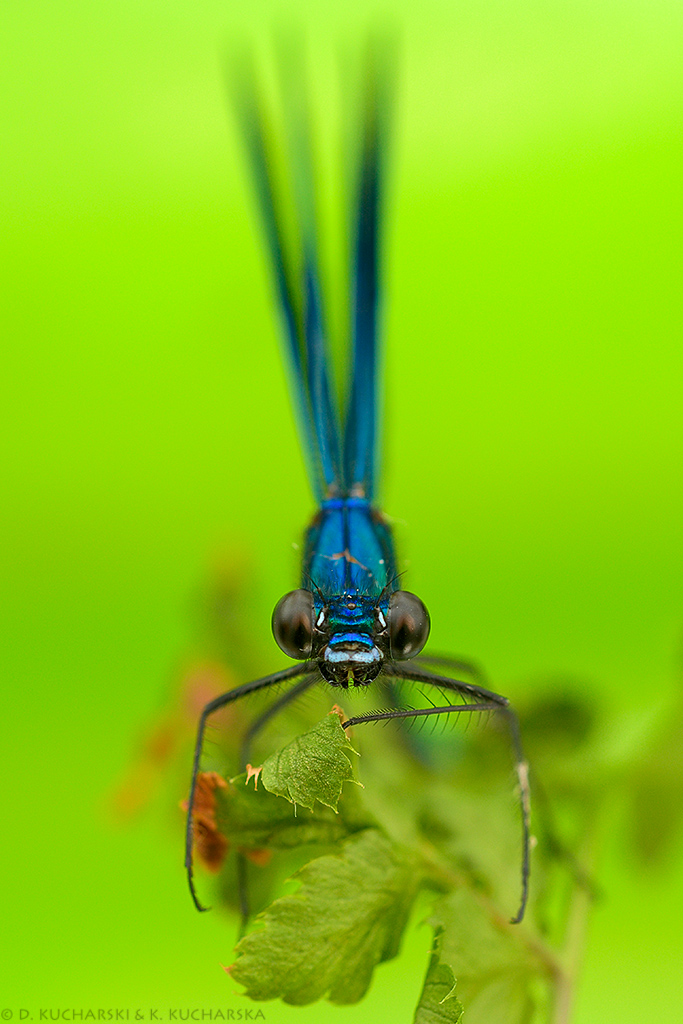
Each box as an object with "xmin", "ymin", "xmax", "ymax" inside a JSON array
[
  {"xmin": 185, "ymin": 42, "xmax": 530, "ymax": 924},
  {"xmin": 231, "ymin": 43, "xmax": 423, "ymax": 689}
]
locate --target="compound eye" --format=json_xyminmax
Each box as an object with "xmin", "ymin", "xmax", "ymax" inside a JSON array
[
  {"xmin": 387, "ymin": 591, "xmax": 430, "ymax": 660},
  {"xmin": 272, "ymin": 589, "xmax": 315, "ymax": 659}
]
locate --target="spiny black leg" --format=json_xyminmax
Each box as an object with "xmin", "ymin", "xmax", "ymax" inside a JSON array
[
  {"xmin": 379, "ymin": 672, "xmax": 481, "ymax": 759},
  {"xmin": 185, "ymin": 663, "xmax": 311, "ymax": 912},
  {"xmin": 234, "ymin": 672, "xmax": 319, "ymax": 931},
  {"xmin": 239, "ymin": 673, "xmax": 319, "ymax": 768},
  {"xmin": 344, "ymin": 700, "xmax": 500, "ymax": 727},
  {"xmin": 383, "ymin": 661, "xmax": 505, "ymax": 704},
  {"xmin": 414, "ymin": 653, "xmax": 489, "ymax": 689},
  {"xmin": 350, "ymin": 662, "xmax": 531, "ymax": 924}
]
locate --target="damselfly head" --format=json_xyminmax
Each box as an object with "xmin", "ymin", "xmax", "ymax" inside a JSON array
[
  {"xmin": 272, "ymin": 587, "xmax": 385, "ymax": 685},
  {"xmin": 272, "ymin": 586, "xmax": 430, "ymax": 675}
]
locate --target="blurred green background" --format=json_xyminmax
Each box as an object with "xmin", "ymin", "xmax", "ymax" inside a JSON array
[{"xmin": 3, "ymin": 0, "xmax": 683, "ymax": 1020}]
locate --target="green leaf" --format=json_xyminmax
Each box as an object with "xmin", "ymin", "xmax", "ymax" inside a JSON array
[
  {"xmin": 215, "ymin": 768, "xmax": 375, "ymax": 850},
  {"xmin": 259, "ymin": 709, "xmax": 360, "ymax": 811},
  {"xmin": 215, "ymin": 774, "xmax": 346, "ymax": 849},
  {"xmin": 229, "ymin": 829, "xmax": 421, "ymax": 1005},
  {"xmin": 414, "ymin": 928, "xmax": 464, "ymax": 1024},
  {"xmin": 429, "ymin": 890, "xmax": 545, "ymax": 1024}
]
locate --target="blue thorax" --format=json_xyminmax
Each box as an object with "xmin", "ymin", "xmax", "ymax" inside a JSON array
[{"xmin": 302, "ymin": 496, "xmax": 398, "ymax": 686}]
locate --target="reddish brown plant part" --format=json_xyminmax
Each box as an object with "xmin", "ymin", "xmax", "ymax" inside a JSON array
[{"xmin": 182, "ymin": 771, "xmax": 230, "ymax": 873}]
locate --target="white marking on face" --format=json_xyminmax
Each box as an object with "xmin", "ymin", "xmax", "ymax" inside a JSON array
[
  {"xmin": 377, "ymin": 609, "xmax": 386, "ymax": 629},
  {"xmin": 316, "ymin": 609, "xmax": 326, "ymax": 628}
]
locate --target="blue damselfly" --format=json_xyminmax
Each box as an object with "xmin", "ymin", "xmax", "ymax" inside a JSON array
[{"xmin": 184, "ymin": 39, "xmax": 530, "ymax": 925}]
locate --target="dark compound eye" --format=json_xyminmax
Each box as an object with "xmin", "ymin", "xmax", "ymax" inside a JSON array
[
  {"xmin": 387, "ymin": 591, "xmax": 430, "ymax": 660},
  {"xmin": 272, "ymin": 589, "xmax": 315, "ymax": 659}
]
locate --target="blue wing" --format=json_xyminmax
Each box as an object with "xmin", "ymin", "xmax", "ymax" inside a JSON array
[
  {"xmin": 230, "ymin": 49, "xmax": 342, "ymax": 501},
  {"xmin": 343, "ymin": 41, "xmax": 393, "ymax": 502},
  {"xmin": 231, "ymin": 41, "xmax": 393, "ymax": 504}
]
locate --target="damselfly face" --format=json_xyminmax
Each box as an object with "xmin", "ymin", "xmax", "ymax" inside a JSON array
[
  {"xmin": 315, "ymin": 591, "xmax": 385, "ymax": 688},
  {"xmin": 272, "ymin": 587, "xmax": 431, "ymax": 688}
]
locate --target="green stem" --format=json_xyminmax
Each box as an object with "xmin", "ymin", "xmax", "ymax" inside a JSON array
[{"xmin": 550, "ymin": 796, "xmax": 604, "ymax": 1024}]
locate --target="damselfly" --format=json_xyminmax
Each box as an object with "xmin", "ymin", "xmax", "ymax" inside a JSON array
[{"xmin": 185, "ymin": 41, "xmax": 531, "ymax": 924}]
